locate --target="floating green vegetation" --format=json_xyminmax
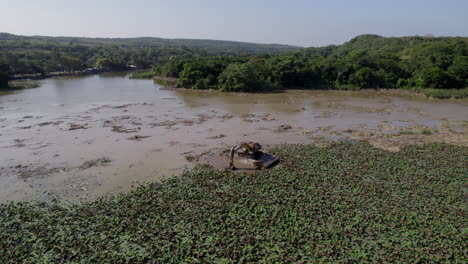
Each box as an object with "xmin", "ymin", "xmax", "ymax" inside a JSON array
[
  {"xmin": 0, "ymin": 81, "xmax": 40, "ymax": 91},
  {"xmin": 153, "ymin": 78, "xmax": 176, "ymax": 87},
  {"xmin": 131, "ymin": 65, "xmax": 163, "ymax": 80},
  {"xmin": 130, "ymin": 71, "xmax": 158, "ymax": 79},
  {"xmin": 421, "ymin": 88, "xmax": 468, "ymax": 99},
  {"xmin": 1, "ymin": 142, "xmax": 467, "ymax": 263},
  {"xmin": 421, "ymin": 129, "xmax": 434, "ymax": 135}
]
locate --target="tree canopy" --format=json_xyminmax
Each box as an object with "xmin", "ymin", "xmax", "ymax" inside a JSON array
[
  {"xmin": 0, "ymin": 33, "xmax": 297, "ymax": 76},
  {"xmin": 2, "ymin": 33, "xmax": 467, "ymax": 90},
  {"xmin": 157, "ymin": 35, "xmax": 468, "ymax": 91},
  {"xmin": 0, "ymin": 61, "xmax": 9, "ymax": 87}
]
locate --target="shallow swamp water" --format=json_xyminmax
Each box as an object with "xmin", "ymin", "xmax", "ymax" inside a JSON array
[{"xmin": 0, "ymin": 72, "xmax": 467, "ymax": 202}]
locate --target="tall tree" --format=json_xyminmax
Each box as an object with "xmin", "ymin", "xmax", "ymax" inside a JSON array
[{"xmin": 0, "ymin": 62, "xmax": 10, "ymax": 87}]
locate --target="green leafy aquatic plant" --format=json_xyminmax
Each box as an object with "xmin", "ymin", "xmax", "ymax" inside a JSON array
[
  {"xmin": 0, "ymin": 142, "xmax": 466, "ymax": 263},
  {"xmin": 421, "ymin": 88, "xmax": 468, "ymax": 99}
]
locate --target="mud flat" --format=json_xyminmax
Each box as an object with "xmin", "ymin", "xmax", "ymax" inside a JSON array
[{"xmin": 0, "ymin": 73, "xmax": 467, "ymax": 202}]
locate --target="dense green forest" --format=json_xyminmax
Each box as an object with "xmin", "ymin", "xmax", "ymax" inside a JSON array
[
  {"xmin": 144, "ymin": 35, "xmax": 467, "ymax": 91},
  {"xmin": 1, "ymin": 33, "xmax": 468, "ymax": 91},
  {"xmin": 0, "ymin": 33, "xmax": 296, "ymax": 76}
]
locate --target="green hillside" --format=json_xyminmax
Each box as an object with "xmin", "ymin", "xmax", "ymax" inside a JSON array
[
  {"xmin": 146, "ymin": 34, "xmax": 468, "ymax": 93},
  {"xmin": 0, "ymin": 32, "xmax": 298, "ymax": 77}
]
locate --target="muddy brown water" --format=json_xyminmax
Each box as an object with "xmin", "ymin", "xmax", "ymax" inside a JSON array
[{"xmin": 1, "ymin": 72, "xmax": 467, "ymax": 202}]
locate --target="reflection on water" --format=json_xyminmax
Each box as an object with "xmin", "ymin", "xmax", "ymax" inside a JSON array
[{"xmin": 0, "ymin": 73, "xmax": 467, "ymax": 202}]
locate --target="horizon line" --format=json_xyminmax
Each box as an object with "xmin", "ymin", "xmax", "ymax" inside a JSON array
[{"xmin": 2, "ymin": 31, "xmax": 467, "ymax": 49}]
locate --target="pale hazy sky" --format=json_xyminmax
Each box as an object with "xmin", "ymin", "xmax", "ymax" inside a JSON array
[{"xmin": 1, "ymin": 0, "xmax": 467, "ymax": 47}]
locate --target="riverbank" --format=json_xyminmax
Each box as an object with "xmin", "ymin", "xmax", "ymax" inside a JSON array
[
  {"xmin": 132, "ymin": 71, "xmax": 468, "ymax": 99},
  {"xmin": 0, "ymin": 81, "xmax": 40, "ymax": 91},
  {"xmin": 10, "ymin": 68, "xmax": 109, "ymax": 81},
  {"xmin": 419, "ymin": 88, "xmax": 468, "ymax": 99},
  {"xmin": 129, "ymin": 72, "xmax": 177, "ymax": 84},
  {"xmin": 1, "ymin": 142, "xmax": 466, "ymax": 263},
  {"xmin": 10, "ymin": 67, "xmax": 141, "ymax": 81}
]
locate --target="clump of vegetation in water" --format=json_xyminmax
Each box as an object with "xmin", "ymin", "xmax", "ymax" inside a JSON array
[
  {"xmin": 130, "ymin": 71, "xmax": 158, "ymax": 79},
  {"xmin": 420, "ymin": 88, "xmax": 468, "ymax": 99},
  {"xmin": 0, "ymin": 142, "xmax": 466, "ymax": 263},
  {"xmin": 2, "ymin": 81, "xmax": 40, "ymax": 91},
  {"xmin": 130, "ymin": 65, "xmax": 162, "ymax": 79}
]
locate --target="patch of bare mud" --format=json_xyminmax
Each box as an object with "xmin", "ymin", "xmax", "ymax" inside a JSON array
[
  {"xmin": 79, "ymin": 158, "xmax": 112, "ymax": 169},
  {"xmin": 7, "ymin": 139, "xmax": 28, "ymax": 148},
  {"xmin": 1, "ymin": 164, "xmax": 67, "ymax": 179},
  {"xmin": 276, "ymin": 125, "xmax": 293, "ymax": 132},
  {"xmin": 88, "ymin": 102, "xmax": 153, "ymax": 113},
  {"xmin": 127, "ymin": 135, "xmax": 151, "ymax": 141},
  {"xmin": 208, "ymin": 134, "xmax": 226, "ymax": 139},
  {"xmin": 149, "ymin": 113, "xmax": 215, "ymax": 128},
  {"xmin": 65, "ymin": 123, "xmax": 89, "ymax": 130},
  {"xmin": 37, "ymin": 121, "xmax": 64, "ymax": 127},
  {"xmin": 111, "ymin": 126, "xmax": 141, "ymax": 133},
  {"xmin": 316, "ymin": 120, "xmax": 467, "ymax": 152},
  {"xmin": 1, "ymin": 157, "xmax": 111, "ymax": 181},
  {"xmin": 103, "ymin": 115, "xmax": 142, "ymax": 133}
]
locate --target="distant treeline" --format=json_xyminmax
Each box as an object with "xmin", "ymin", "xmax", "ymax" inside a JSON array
[
  {"xmin": 1, "ymin": 33, "xmax": 468, "ymax": 91},
  {"xmin": 0, "ymin": 32, "xmax": 296, "ymax": 79},
  {"xmin": 149, "ymin": 35, "xmax": 467, "ymax": 91}
]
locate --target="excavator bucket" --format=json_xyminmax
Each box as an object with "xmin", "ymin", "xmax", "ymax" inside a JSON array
[{"xmin": 227, "ymin": 142, "xmax": 279, "ymax": 170}]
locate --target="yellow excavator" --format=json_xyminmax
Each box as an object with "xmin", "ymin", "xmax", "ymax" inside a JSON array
[{"xmin": 228, "ymin": 142, "xmax": 279, "ymax": 170}]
